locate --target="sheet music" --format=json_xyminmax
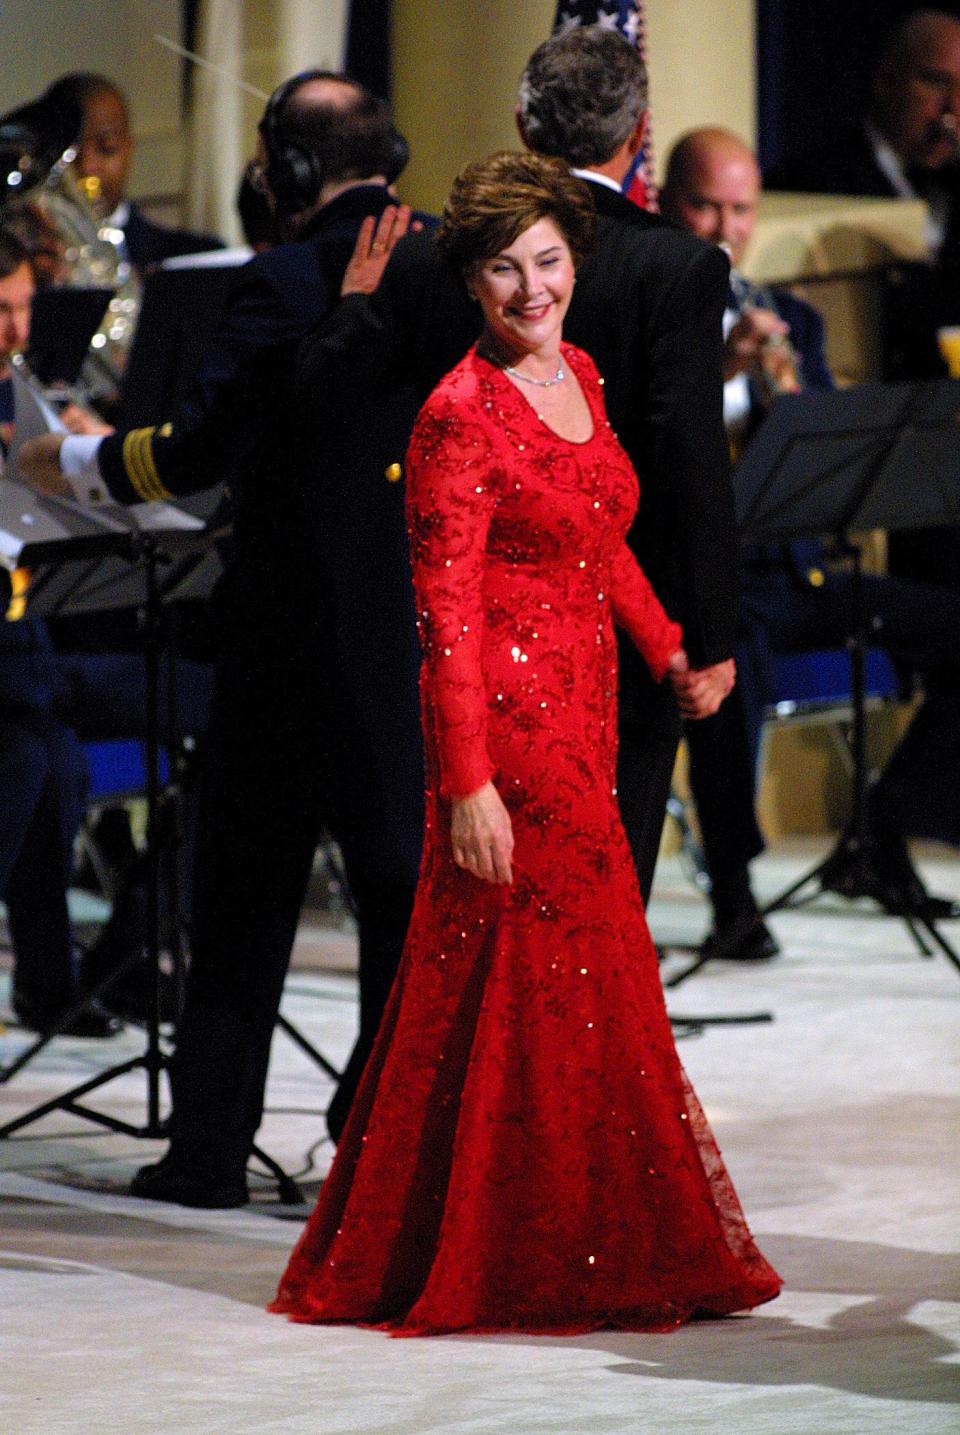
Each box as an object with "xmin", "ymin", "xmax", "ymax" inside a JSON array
[
  {"xmin": 4, "ymin": 365, "xmax": 202, "ymax": 538},
  {"xmin": 127, "ymin": 501, "xmax": 204, "ymax": 532},
  {"xmin": 6, "ymin": 365, "xmax": 66, "ymax": 479}
]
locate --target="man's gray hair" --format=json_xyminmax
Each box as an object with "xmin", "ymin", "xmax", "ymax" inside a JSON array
[{"xmin": 518, "ymin": 26, "xmax": 648, "ymax": 169}]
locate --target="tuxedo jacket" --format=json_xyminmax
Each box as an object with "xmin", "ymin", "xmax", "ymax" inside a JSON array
[
  {"xmin": 96, "ymin": 185, "xmax": 431, "ymax": 879},
  {"xmin": 98, "ymin": 185, "xmax": 426, "ymax": 559},
  {"xmin": 298, "ymin": 179, "xmax": 737, "ymax": 669},
  {"xmin": 96, "ymin": 183, "xmax": 431, "ymax": 689}
]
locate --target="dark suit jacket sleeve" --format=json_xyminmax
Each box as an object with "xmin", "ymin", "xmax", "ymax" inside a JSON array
[
  {"xmin": 294, "ymin": 290, "xmax": 399, "ymax": 417},
  {"xmin": 294, "ymin": 228, "xmax": 473, "ymax": 423},
  {"xmin": 98, "ymin": 260, "xmax": 315, "ymax": 503},
  {"xmin": 642, "ymin": 240, "xmax": 738, "ymax": 666},
  {"xmin": 292, "ymin": 239, "xmax": 424, "ymax": 423}
]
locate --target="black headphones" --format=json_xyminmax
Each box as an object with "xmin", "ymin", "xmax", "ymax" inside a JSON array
[
  {"xmin": 259, "ymin": 69, "xmax": 330, "ymax": 216},
  {"xmin": 259, "ymin": 71, "xmax": 409, "ymax": 217}
]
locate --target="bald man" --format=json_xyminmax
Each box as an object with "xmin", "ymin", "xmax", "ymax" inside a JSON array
[
  {"xmin": 663, "ymin": 130, "xmax": 832, "ymax": 434},
  {"xmin": 662, "ymin": 126, "xmax": 960, "ymax": 957}
]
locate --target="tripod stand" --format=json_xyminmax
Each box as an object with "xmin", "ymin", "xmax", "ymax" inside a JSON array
[
  {"xmin": 754, "ymin": 537, "xmax": 960, "ymax": 976},
  {"xmin": 0, "ymin": 504, "xmax": 310, "ymax": 1201},
  {"xmin": 669, "ymin": 377, "xmax": 960, "ymax": 985}
]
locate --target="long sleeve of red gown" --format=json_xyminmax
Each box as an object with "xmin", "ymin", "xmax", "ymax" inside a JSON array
[
  {"xmin": 406, "ymin": 382, "xmax": 503, "ymax": 799},
  {"xmin": 608, "ymin": 539, "xmax": 683, "ymax": 682}
]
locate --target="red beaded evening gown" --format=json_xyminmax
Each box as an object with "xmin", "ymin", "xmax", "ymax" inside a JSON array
[{"xmin": 271, "ymin": 342, "xmax": 781, "ymax": 1335}]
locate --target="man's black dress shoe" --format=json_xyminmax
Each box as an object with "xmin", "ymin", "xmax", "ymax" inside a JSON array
[
  {"xmin": 130, "ymin": 1151, "xmax": 249, "ymax": 1209},
  {"xmin": 699, "ymin": 917, "xmax": 780, "ymax": 963},
  {"xmin": 11, "ymin": 995, "xmax": 120, "ymax": 1039},
  {"xmin": 911, "ymin": 892, "xmax": 960, "ymax": 922},
  {"xmin": 88, "ymin": 963, "xmax": 181, "ymax": 1026},
  {"xmin": 868, "ymin": 835, "xmax": 960, "ymax": 922}
]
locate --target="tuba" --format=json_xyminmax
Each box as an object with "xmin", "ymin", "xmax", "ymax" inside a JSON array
[
  {"xmin": 0, "ymin": 92, "xmax": 140, "ymax": 409},
  {"xmin": 29, "ymin": 149, "xmax": 141, "ymax": 406}
]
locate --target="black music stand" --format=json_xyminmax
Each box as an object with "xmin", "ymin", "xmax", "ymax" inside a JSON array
[
  {"xmin": 668, "ymin": 378, "xmax": 960, "ymax": 988},
  {"xmin": 27, "ymin": 288, "xmax": 113, "ymax": 393},
  {"xmin": 0, "ymin": 480, "xmax": 302, "ymax": 1201},
  {"xmin": 118, "ymin": 262, "xmax": 242, "ymax": 430}
]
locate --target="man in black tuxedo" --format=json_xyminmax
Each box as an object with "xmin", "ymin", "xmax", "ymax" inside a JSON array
[
  {"xmin": 663, "ymin": 126, "xmax": 960, "ymax": 956},
  {"xmin": 295, "ymin": 25, "xmax": 737, "ymax": 1132},
  {"xmin": 22, "ymin": 73, "xmax": 428, "ymax": 1206}
]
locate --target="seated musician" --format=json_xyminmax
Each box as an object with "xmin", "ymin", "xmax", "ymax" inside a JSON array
[
  {"xmin": 36, "ymin": 72, "xmax": 224, "ymax": 271},
  {"xmin": 660, "ymin": 128, "xmax": 960, "ymax": 960},
  {"xmin": 0, "ymin": 226, "xmax": 210, "ymax": 1034}
]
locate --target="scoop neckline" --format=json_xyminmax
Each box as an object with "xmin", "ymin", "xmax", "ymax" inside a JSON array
[{"xmin": 476, "ymin": 344, "xmax": 597, "ymax": 448}]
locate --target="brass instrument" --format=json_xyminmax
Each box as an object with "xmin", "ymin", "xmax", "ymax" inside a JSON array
[
  {"xmin": 30, "ymin": 149, "xmax": 141, "ymax": 405},
  {"xmin": 728, "ymin": 266, "xmax": 804, "ymax": 400}
]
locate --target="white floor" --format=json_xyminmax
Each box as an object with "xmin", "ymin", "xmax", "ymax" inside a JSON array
[{"xmin": 1, "ymin": 844, "xmax": 958, "ymax": 1434}]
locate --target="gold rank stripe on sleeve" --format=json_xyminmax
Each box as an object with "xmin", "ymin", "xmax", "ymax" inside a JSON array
[{"xmin": 122, "ymin": 424, "xmax": 175, "ymax": 503}]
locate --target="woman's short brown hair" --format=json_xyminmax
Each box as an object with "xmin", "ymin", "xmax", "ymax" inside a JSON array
[{"xmin": 435, "ymin": 150, "xmax": 596, "ymax": 276}]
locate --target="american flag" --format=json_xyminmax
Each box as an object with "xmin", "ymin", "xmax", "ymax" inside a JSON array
[{"xmin": 551, "ymin": 2, "xmax": 656, "ymax": 211}]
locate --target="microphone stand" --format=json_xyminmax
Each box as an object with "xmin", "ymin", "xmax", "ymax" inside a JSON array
[{"xmin": 667, "ymin": 378, "xmax": 960, "ymax": 986}]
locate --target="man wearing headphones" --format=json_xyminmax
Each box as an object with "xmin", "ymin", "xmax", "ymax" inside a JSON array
[{"xmin": 22, "ymin": 72, "xmax": 428, "ymax": 1207}]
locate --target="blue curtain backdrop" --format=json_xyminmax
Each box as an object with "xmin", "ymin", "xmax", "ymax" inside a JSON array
[
  {"xmin": 756, "ymin": 0, "xmax": 960, "ymax": 177},
  {"xmin": 346, "ymin": 0, "xmax": 391, "ymax": 99}
]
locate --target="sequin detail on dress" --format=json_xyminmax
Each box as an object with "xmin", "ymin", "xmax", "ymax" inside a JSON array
[{"xmin": 270, "ymin": 343, "xmax": 781, "ymax": 1335}]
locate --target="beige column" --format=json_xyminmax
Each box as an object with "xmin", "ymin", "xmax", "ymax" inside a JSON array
[
  {"xmin": 646, "ymin": 0, "xmax": 756, "ymax": 173},
  {"xmin": 391, "ymin": 0, "xmax": 555, "ymax": 212}
]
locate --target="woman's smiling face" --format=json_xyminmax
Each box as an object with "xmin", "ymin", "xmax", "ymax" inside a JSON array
[{"xmin": 471, "ymin": 217, "xmax": 575, "ymax": 361}]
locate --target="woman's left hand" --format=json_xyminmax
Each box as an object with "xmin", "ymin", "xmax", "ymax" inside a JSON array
[{"xmin": 667, "ymin": 649, "xmax": 735, "ymax": 719}]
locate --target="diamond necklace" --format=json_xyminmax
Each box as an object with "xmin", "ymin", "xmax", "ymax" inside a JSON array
[{"xmin": 504, "ymin": 360, "xmax": 565, "ymax": 387}]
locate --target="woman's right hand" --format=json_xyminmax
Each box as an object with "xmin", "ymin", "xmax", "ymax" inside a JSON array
[{"xmin": 451, "ymin": 779, "xmax": 514, "ymax": 884}]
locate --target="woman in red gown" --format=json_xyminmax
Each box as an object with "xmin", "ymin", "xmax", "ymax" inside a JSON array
[{"xmin": 271, "ymin": 152, "xmax": 781, "ymax": 1335}]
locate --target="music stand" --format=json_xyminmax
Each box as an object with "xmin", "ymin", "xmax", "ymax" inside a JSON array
[
  {"xmin": 669, "ymin": 378, "xmax": 960, "ymax": 988},
  {"xmin": 117, "ymin": 262, "xmax": 242, "ymax": 430},
  {"xmin": 0, "ymin": 479, "xmax": 199, "ymax": 1090},
  {"xmin": 0, "ymin": 479, "xmax": 302, "ymax": 1201},
  {"xmin": 27, "ymin": 288, "xmax": 113, "ymax": 393}
]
